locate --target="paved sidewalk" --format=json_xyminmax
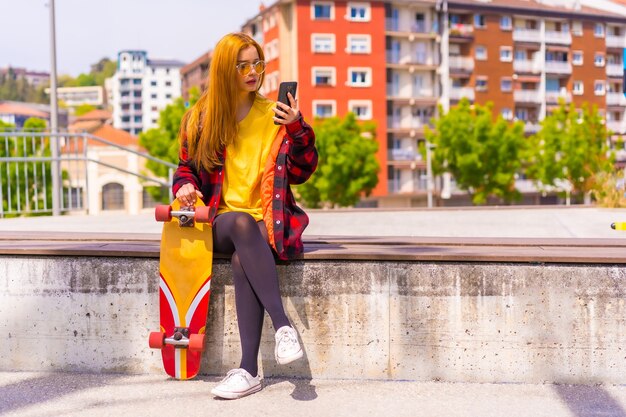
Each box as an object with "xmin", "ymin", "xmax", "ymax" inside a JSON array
[
  {"xmin": 1, "ymin": 206, "xmax": 626, "ymax": 238},
  {"xmin": 3, "ymin": 372, "xmax": 626, "ymax": 417}
]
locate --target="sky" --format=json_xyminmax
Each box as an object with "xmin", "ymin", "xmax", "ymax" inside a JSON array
[{"xmin": 0, "ymin": 0, "xmax": 268, "ymax": 76}]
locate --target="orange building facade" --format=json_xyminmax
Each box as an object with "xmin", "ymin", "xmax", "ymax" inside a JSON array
[{"xmin": 239, "ymin": 0, "xmax": 626, "ymax": 207}]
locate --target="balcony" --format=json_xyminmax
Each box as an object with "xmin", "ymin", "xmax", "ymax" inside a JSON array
[
  {"xmin": 607, "ymin": 92, "xmax": 626, "ymax": 107},
  {"xmin": 513, "ymin": 59, "xmax": 541, "ymax": 74},
  {"xmin": 389, "ymin": 148, "xmax": 422, "ymax": 162},
  {"xmin": 385, "ymin": 18, "xmax": 433, "ymax": 34},
  {"xmin": 545, "ymin": 90, "xmax": 572, "ymax": 104},
  {"xmin": 607, "ymin": 35, "xmax": 626, "ymax": 49},
  {"xmin": 449, "ymin": 87, "xmax": 475, "ymax": 101},
  {"xmin": 545, "ymin": 61, "xmax": 572, "ymax": 74},
  {"xmin": 449, "ymin": 56, "xmax": 474, "ymax": 72},
  {"xmin": 607, "ymin": 121, "xmax": 626, "ymax": 134},
  {"xmin": 449, "ymin": 23, "xmax": 474, "ymax": 38},
  {"xmin": 545, "ymin": 31, "xmax": 572, "ymax": 45},
  {"xmin": 386, "ymin": 51, "xmax": 434, "ymax": 66},
  {"xmin": 387, "ymin": 116, "xmax": 429, "ymax": 129},
  {"xmin": 388, "ymin": 179, "xmax": 427, "ymax": 194},
  {"xmin": 514, "ymin": 89, "xmax": 542, "ymax": 104},
  {"xmin": 523, "ymin": 122, "xmax": 541, "ymax": 134},
  {"xmin": 513, "ymin": 28, "xmax": 541, "ymax": 43},
  {"xmin": 607, "ymin": 63, "xmax": 624, "ymax": 78},
  {"xmin": 387, "ymin": 84, "xmax": 436, "ymax": 102}
]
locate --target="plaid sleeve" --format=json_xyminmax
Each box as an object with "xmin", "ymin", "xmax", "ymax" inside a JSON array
[
  {"xmin": 284, "ymin": 115, "xmax": 318, "ymax": 185},
  {"xmin": 172, "ymin": 139, "xmax": 201, "ymax": 198}
]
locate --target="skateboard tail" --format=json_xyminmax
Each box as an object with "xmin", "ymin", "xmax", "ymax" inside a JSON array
[{"xmin": 159, "ymin": 274, "xmax": 212, "ymax": 380}]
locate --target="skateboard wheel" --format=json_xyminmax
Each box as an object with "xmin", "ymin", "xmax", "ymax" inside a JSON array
[
  {"xmin": 189, "ymin": 334, "xmax": 205, "ymax": 352},
  {"xmin": 195, "ymin": 206, "xmax": 210, "ymax": 224},
  {"xmin": 155, "ymin": 205, "xmax": 172, "ymax": 222},
  {"xmin": 149, "ymin": 331, "xmax": 165, "ymax": 349}
]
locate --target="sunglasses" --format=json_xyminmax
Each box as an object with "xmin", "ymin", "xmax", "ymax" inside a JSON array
[{"xmin": 235, "ymin": 60, "xmax": 266, "ymax": 76}]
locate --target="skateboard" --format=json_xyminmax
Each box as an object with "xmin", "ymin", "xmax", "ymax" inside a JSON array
[
  {"xmin": 149, "ymin": 199, "xmax": 212, "ymax": 380},
  {"xmin": 612, "ymin": 222, "xmax": 626, "ymax": 231}
]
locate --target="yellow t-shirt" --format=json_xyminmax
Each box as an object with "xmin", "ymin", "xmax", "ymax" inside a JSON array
[{"xmin": 217, "ymin": 96, "xmax": 281, "ymax": 221}]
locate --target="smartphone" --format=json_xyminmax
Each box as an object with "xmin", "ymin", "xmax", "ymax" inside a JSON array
[{"xmin": 274, "ymin": 81, "xmax": 298, "ymax": 125}]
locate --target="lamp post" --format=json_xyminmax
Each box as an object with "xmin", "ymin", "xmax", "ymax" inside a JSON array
[
  {"xmin": 49, "ymin": 0, "xmax": 61, "ymax": 216},
  {"xmin": 426, "ymin": 140, "xmax": 435, "ymax": 208}
]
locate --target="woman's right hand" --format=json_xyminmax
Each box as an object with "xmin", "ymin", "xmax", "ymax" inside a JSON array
[{"xmin": 175, "ymin": 183, "xmax": 204, "ymax": 207}]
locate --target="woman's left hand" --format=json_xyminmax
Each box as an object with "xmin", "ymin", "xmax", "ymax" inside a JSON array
[{"xmin": 273, "ymin": 92, "xmax": 300, "ymax": 125}]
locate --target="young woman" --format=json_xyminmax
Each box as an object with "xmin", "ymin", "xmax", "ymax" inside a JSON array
[{"xmin": 172, "ymin": 32, "xmax": 317, "ymax": 400}]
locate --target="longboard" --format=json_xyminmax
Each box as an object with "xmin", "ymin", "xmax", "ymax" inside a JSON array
[{"xmin": 149, "ymin": 199, "xmax": 212, "ymax": 380}]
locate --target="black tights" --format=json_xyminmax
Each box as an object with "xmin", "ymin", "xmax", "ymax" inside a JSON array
[{"xmin": 212, "ymin": 211, "xmax": 291, "ymax": 377}]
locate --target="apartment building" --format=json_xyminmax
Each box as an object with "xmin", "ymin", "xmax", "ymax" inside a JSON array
[
  {"xmin": 441, "ymin": 0, "xmax": 626, "ymax": 139},
  {"xmin": 240, "ymin": 0, "xmax": 626, "ymax": 207},
  {"xmin": 109, "ymin": 51, "xmax": 184, "ymax": 135},
  {"xmin": 0, "ymin": 67, "xmax": 50, "ymax": 88},
  {"xmin": 44, "ymin": 86, "xmax": 106, "ymax": 108},
  {"xmin": 181, "ymin": 50, "xmax": 212, "ymax": 102}
]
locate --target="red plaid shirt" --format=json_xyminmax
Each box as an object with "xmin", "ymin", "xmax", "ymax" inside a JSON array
[{"xmin": 172, "ymin": 115, "xmax": 317, "ymax": 260}]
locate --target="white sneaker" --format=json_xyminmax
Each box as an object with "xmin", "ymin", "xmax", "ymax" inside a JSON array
[
  {"xmin": 275, "ymin": 325, "xmax": 303, "ymax": 365},
  {"xmin": 210, "ymin": 368, "xmax": 262, "ymax": 400}
]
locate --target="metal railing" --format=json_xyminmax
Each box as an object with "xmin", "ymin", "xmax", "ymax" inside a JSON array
[{"xmin": 0, "ymin": 131, "xmax": 176, "ymax": 217}]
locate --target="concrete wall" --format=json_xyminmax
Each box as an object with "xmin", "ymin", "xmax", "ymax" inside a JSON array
[{"xmin": 2, "ymin": 255, "xmax": 626, "ymax": 383}]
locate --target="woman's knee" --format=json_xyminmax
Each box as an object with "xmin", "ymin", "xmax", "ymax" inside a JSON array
[{"xmin": 231, "ymin": 212, "xmax": 258, "ymax": 236}]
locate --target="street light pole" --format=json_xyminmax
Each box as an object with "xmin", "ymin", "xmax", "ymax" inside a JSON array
[
  {"xmin": 49, "ymin": 0, "xmax": 61, "ymax": 216},
  {"xmin": 426, "ymin": 140, "xmax": 434, "ymax": 208}
]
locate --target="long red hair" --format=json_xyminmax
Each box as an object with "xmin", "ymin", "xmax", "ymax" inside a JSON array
[{"xmin": 180, "ymin": 32, "xmax": 265, "ymax": 172}]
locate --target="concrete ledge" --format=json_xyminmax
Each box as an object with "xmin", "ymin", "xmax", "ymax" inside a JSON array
[{"xmin": 2, "ymin": 232, "xmax": 626, "ymax": 384}]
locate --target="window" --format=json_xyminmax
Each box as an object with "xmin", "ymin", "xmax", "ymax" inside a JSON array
[
  {"xmin": 150, "ymin": 80, "xmax": 157, "ymax": 87},
  {"xmin": 102, "ymin": 183, "xmax": 124, "ymax": 211},
  {"xmin": 595, "ymin": 23, "xmax": 605, "ymax": 37},
  {"xmin": 572, "ymin": 21, "xmax": 583, "ymax": 36},
  {"xmin": 476, "ymin": 77, "xmax": 488, "ymax": 91},
  {"xmin": 165, "ymin": 93, "xmax": 172, "ymax": 99},
  {"xmin": 501, "ymin": 78, "xmax": 512, "ymax": 92},
  {"xmin": 347, "ymin": 34, "xmax": 371, "ymax": 54},
  {"xmin": 572, "ymin": 51, "xmax": 583, "ymax": 66},
  {"xmin": 151, "ymin": 105, "xmax": 158, "ymax": 111},
  {"xmin": 165, "ymin": 81, "xmax": 172, "ymax": 87},
  {"xmin": 311, "ymin": 1, "xmax": 333, "ymax": 20},
  {"xmin": 474, "ymin": 14, "xmax": 486, "ymax": 28},
  {"xmin": 475, "ymin": 45, "xmax": 487, "ymax": 60},
  {"xmin": 594, "ymin": 80, "xmax": 605, "ymax": 96},
  {"xmin": 500, "ymin": 16, "xmax": 512, "ymax": 30},
  {"xmin": 313, "ymin": 100, "xmax": 336, "ymax": 118},
  {"xmin": 151, "ymin": 93, "xmax": 157, "ymax": 99},
  {"xmin": 500, "ymin": 46, "xmax": 513, "ymax": 62},
  {"xmin": 311, "ymin": 34, "xmax": 335, "ymax": 53},
  {"xmin": 312, "ymin": 67, "xmax": 336, "ymax": 86},
  {"xmin": 348, "ymin": 100, "xmax": 373, "ymax": 120},
  {"xmin": 347, "ymin": 67, "xmax": 372, "ymax": 87},
  {"xmin": 595, "ymin": 53, "xmax": 605, "ymax": 67},
  {"xmin": 347, "ymin": 2, "xmax": 370, "ymax": 22},
  {"xmin": 573, "ymin": 81, "xmax": 584, "ymax": 95},
  {"xmin": 501, "ymin": 108, "xmax": 513, "ymax": 120}
]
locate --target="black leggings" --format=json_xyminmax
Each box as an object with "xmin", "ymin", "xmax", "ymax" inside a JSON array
[{"xmin": 212, "ymin": 211, "xmax": 291, "ymax": 377}]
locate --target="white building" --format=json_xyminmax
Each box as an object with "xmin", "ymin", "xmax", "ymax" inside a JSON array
[
  {"xmin": 44, "ymin": 86, "xmax": 105, "ymax": 107},
  {"xmin": 109, "ymin": 50, "xmax": 184, "ymax": 135}
]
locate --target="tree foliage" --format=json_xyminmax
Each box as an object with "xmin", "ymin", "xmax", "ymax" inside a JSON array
[
  {"xmin": 0, "ymin": 118, "xmax": 54, "ymax": 216},
  {"xmin": 295, "ymin": 113, "xmax": 379, "ymax": 208},
  {"xmin": 425, "ymin": 98, "xmax": 527, "ymax": 205},
  {"xmin": 0, "ymin": 68, "xmax": 47, "ymax": 104},
  {"xmin": 526, "ymin": 101, "xmax": 614, "ymax": 201},
  {"xmin": 139, "ymin": 88, "xmax": 200, "ymax": 203}
]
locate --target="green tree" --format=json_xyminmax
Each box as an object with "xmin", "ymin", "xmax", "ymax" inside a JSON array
[
  {"xmin": 295, "ymin": 112, "xmax": 379, "ymax": 208},
  {"xmin": 425, "ymin": 98, "xmax": 527, "ymax": 205},
  {"xmin": 0, "ymin": 118, "xmax": 53, "ymax": 216},
  {"xmin": 526, "ymin": 101, "xmax": 614, "ymax": 203},
  {"xmin": 139, "ymin": 87, "xmax": 201, "ymax": 203},
  {"xmin": 74, "ymin": 104, "xmax": 97, "ymax": 116}
]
